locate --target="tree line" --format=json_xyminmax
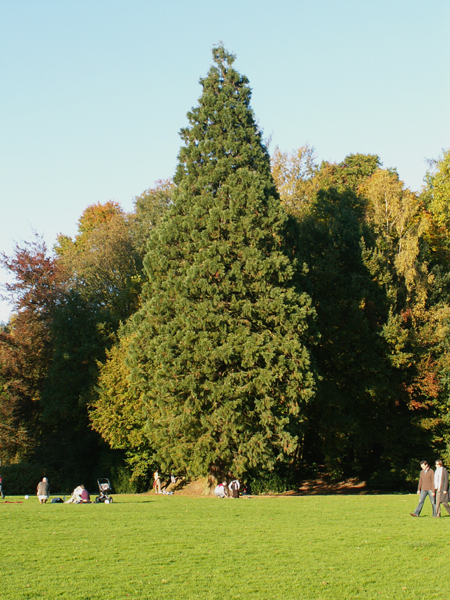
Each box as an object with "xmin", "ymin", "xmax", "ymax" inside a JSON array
[{"xmin": 1, "ymin": 46, "xmax": 450, "ymax": 493}]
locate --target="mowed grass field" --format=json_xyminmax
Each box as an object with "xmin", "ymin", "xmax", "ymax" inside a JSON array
[{"xmin": 0, "ymin": 493, "xmax": 449, "ymax": 600}]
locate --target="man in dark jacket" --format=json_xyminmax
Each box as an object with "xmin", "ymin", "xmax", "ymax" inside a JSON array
[{"xmin": 410, "ymin": 461, "xmax": 435, "ymax": 517}]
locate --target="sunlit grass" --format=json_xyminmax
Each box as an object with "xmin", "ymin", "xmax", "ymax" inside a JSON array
[{"xmin": 0, "ymin": 493, "xmax": 448, "ymax": 599}]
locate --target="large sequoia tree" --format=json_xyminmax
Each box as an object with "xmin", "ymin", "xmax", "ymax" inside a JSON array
[{"xmin": 127, "ymin": 46, "xmax": 315, "ymax": 481}]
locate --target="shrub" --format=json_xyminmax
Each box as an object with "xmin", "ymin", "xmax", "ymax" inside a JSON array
[
  {"xmin": 1, "ymin": 463, "xmax": 57, "ymax": 495},
  {"xmin": 248, "ymin": 469, "xmax": 295, "ymax": 495}
]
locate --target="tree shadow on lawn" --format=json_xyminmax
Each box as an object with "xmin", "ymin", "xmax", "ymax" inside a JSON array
[
  {"xmin": 295, "ymin": 475, "xmax": 369, "ymax": 495},
  {"xmin": 279, "ymin": 474, "xmax": 406, "ymax": 496}
]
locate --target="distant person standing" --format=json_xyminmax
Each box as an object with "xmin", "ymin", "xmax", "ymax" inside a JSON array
[
  {"xmin": 0, "ymin": 474, "xmax": 4, "ymax": 500},
  {"xmin": 153, "ymin": 471, "xmax": 161, "ymax": 494},
  {"xmin": 410, "ymin": 461, "xmax": 435, "ymax": 517},
  {"xmin": 37, "ymin": 477, "xmax": 50, "ymax": 504},
  {"xmin": 434, "ymin": 459, "xmax": 450, "ymax": 517}
]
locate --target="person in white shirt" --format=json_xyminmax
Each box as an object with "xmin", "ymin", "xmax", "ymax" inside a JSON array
[
  {"xmin": 153, "ymin": 471, "xmax": 162, "ymax": 494},
  {"xmin": 434, "ymin": 459, "xmax": 450, "ymax": 517},
  {"xmin": 66, "ymin": 485, "xmax": 83, "ymax": 503},
  {"xmin": 214, "ymin": 482, "xmax": 228, "ymax": 498}
]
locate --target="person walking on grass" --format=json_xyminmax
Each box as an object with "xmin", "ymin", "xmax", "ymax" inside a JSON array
[
  {"xmin": 410, "ymin": 461, "xmax": 435, "ymax": 517},
  {"xmin": 434, "ymin": 459, "xmax": 450, "ymax": 517},
  {"xmin": 0, "ymin": 474, "xmax": 4, "ymax": 500}
]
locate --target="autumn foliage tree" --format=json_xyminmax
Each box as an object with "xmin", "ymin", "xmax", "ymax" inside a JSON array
[
  {"xmin": 89, "ymin": 329, "xmax": 153, "ymax": 485},
  {"xmin": 271, "ymin": 145, "xmax": 317, "ymax": 219},
  {"xmin": 55, "ymin": 201, "xmax": 143, "ymax": 324},
  {"xmin": 0, "ymin": 235, "xmax": 65, "ymax": 464}
]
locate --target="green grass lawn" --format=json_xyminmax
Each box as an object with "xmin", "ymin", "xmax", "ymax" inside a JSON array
[{"xmin": 0, "ymin": 493, "xmax": 448, "ymax": 599}]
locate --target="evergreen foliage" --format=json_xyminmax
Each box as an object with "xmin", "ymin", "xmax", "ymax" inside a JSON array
[{"xmin": 127, "ymin": 46, "xmax": 315, "ymax": 481}]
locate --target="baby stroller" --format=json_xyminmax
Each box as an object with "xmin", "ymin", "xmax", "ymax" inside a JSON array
[{"xmin": 95, "ymin": 478, "xmax": 113, "ymax": 503}]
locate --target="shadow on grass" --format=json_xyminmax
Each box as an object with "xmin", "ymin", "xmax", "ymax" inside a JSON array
[{"xmin": 277, "ymin": 473, "xmax": 413, "ymax": 496}]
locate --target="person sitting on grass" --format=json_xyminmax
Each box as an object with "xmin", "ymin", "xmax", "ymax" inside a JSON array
[
  {"xmin": 80, "ymin": 486, "xmax": 90, "ymax": 503},
  {"xmin": 214, "ymin": 482, "xmax": 228, "ymax": 498},
  {"xmin": 37, "ymin": 477, "xmax": 50, "ymax": 504},
  {"xmin": 66, "ymin": 485, "xmax": 84, "ymax": 503}
]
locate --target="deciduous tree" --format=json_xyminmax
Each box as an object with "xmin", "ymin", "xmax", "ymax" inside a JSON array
[
  {"xmin": 132, "ymin": 179, "xmax": 174, "ymax": 259},
  {"xmin": 271, "ymin": 145, "xmax": 317, "ymax": 219},
  {"xmin": 0, "ymin": 235, "xmax": 65, "ymax": 464},
  {"xmin": 55, "ymin": 201, "xmax": 142, "ymax": 324},
  {"xmin": 89, "ymin": 330, "xmax": 153, "ymax": 482}
]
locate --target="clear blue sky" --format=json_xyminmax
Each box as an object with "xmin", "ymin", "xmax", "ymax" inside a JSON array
[{"xmin": 1, "ymin": 0, "xmax": 449, "ymax": 322}]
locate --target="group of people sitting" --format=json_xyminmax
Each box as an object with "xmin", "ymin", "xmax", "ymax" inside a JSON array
[
  {"xmin": 215, "ymin": 479, "xmax": 240, "ymax": 498},
  {"xmin": 36, "ymin": 478, "xmax": 91, "ymax": 504}
]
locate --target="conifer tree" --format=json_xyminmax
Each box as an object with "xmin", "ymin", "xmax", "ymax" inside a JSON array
[{"xmin": 128, "ymin": 46, "xmax": 315, "ymax": 481}]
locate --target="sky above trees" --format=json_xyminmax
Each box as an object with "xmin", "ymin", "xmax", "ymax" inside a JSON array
[{"xmin": 1, "ymin": 0, "xmax": 449, "ymax": 322}]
